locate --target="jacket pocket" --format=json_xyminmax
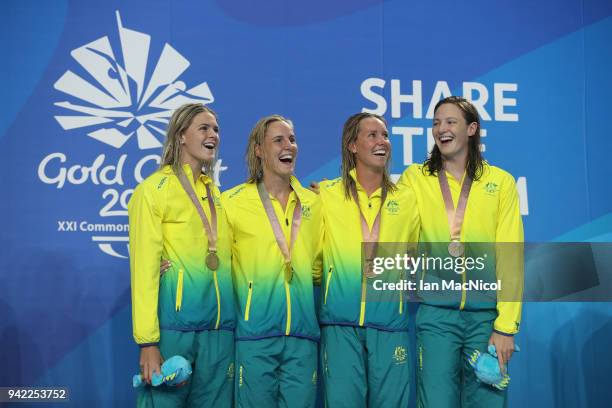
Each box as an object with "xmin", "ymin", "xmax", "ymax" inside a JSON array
[{"xmin": 244, "ymin": 281, "xmax": 253, "ymax": 321}]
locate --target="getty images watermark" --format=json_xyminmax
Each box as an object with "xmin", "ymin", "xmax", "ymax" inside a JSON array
[
  {"xmin": 361, "ymin": 242, "xmax": 612, "ymax": 302},
  {"xmin": 369, "ymin": 251, "xmax": 501, "ymax": 292}
]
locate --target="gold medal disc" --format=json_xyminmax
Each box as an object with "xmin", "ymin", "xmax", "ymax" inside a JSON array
[
  {"xmin": 206, "ymin": 252, "xmax": 220, "ymax": 271},
  {"xmin": 364, "ymin": 258, "xmax": 376, "ymax": 279},
  {"xmin": 448, "ymin": 241, "xmax": 464, "ymax": 257}
]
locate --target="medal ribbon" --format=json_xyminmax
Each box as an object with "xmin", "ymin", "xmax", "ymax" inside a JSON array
[
  {"xmin": 178, "ymin": 171, "xmax": 218, "ymax": 264},
  {"xmin": 351, "ymin": 184, "xmax": 387, "ymax": 277},
  {"xmin": 438, "ymin": 170, "xmax": 472, "ymax": 242},
  {"xmin": 257, "ymin": 182, "xmax": 302, "ymax": 282}
]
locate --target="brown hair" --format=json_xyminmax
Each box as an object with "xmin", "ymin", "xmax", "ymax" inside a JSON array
[
  {"xmin": 423, "ymin": 96, "xmax": 484, "ymax": 181},
  {"xmin": 341, "ymin": 112, "xmax": 397, "ymax": 199}
]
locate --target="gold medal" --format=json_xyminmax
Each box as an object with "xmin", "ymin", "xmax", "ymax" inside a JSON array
[
  {"xmin": 284, "ymin": 262, "xmax": 293, "ymax": 283},
  {"xmin": 206, "ymin": 251, "xmax": 220, "ymax": 271},
  {"xmin": 448, "ymin": 241, "xmax": 464, "ymax": 257},
  {"xmin": 439, "ymin": 171, "xmax": 472, "ymax": 259},
  {"xmin": 364, "ymin": 258, "xmax": 376, "ymax": 279}
]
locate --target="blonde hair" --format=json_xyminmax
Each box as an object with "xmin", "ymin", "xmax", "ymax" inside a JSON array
[
  {"xmin": 341, "ymin": 112, "xmax": 397, "ymax": 199},
  {"xmin": 160, "ymin": 103, "xmax": 218, "ymax": 177},
  {"xmin": 245, "ymin": 114, "xmax": 294, "ymax": 183}
]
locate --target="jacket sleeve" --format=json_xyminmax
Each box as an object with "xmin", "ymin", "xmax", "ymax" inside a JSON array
[
  {"xmin": 128, "ymin": 182, "xmax": 164, "ymax": 346},
  {"xmin": 494, "ymin": 174, "xmax": 524, "ymax": 335}
]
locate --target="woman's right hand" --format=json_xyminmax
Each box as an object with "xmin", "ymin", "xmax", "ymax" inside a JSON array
[{"xmin": 139, "ymin": 345, "xmax": 163, "ymax": 384}]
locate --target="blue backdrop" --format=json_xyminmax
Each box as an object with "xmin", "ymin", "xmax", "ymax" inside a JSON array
[{"xmin": 1, "ymin": 0, "xmax": 611, "ymax": 406}]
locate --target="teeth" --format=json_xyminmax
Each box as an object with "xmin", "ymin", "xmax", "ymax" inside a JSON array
[
  {"xmin": 204, "ymin": 142, "xmax": 216, "ymax": 149},
  {"xmin": 373, "ymin": 150, "xmax": 386, "ymax": 156},
  {"xmin": 279, "ymin": 154, "xmax": 293, "ymax": 160}
]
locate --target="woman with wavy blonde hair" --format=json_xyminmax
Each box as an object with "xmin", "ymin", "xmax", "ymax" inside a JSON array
[
  {"xmin": 129, "ymin": 103, "xmax": 236, "ymax": 407},
  {"xmin": 222, "ymin": 114, "xmax": 322, "ymax": 407},
  {"xmin": 160, "ymin": 103, "xmax": 218, "ymax": 177}
]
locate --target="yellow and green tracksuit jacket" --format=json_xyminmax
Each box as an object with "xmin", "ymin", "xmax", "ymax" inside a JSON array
[
  {"xmin": 318, "ymin": 170, "xmax": 421, "ymax": 331},
  {"xmin": 128, "ymin": 164, "xmax": 235, "ymax": 346},
  {"xmin": 222, "ymin": 177, "xmax": 322, "ymax": 341},
  {"xmin": 398, "ymin": 163, "xmax": 524, "ymax": 335}
]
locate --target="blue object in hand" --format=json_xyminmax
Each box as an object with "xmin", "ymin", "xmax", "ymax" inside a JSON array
[
  {"xmin": 133, "ymin": 355, "xmax": 192, "ymax": 388},
  {"xmin": 467, "ymin": 344, "xmax": 520, "ymax": 390}
]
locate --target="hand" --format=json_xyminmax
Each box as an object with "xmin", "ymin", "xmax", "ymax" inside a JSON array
[
  {"xmin": 139, "ymin": 346, "xmax": 163, "ymax": 384},
  {"xmin": 160, "ymin": 259, "xmax": 171, "ymax": 276},
  {"xmin": 488, "ymin": 332, "xmax": 515, "ymax": 375},
  {"xmin": 309, "ymin": 179, "xmax": 327, "ymax": 194},
  {"xmin": 308, "ymin": 181, "xmax": 321, "ymax": 194}
]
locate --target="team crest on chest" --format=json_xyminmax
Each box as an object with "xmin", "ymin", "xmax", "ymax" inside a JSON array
[
  {"xmin": 301, "ymin": 204, "xmax": 312, "ymax": 219},
  {"xmin": 484, "ymin": 182, "xmax": 500, "ymax": 195},
  {"xmin": 386, "ymin": 200, "xmax": 400, "ymax": 214}
]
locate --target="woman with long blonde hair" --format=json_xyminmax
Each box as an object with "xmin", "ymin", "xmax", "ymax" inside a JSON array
[
  {"xmin": 129, "ymin": 103, "xmax": 235, "ymax": 407},
  {"xmin": 222, "ymin": 115, "xmax": 322, "ymax": 407}
]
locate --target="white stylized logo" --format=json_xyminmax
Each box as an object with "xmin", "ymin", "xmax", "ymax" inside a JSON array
[
  {"xmin": 53, "ymin": 10, "xmax": 213, "ymax": 149},
  {"xmin": 41, "ymin": 10, "xmax": 226, "ymax": 259}
]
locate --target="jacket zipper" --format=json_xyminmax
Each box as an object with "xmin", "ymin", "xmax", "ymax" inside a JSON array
[{"xmin": 244, "ymin": 281, "xmax": 253, "ymax": 321}]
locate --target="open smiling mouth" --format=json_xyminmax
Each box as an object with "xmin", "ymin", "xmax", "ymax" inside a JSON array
[
  {"xmin": 439, "ymin": 135, "xmax": 454, "ymax": 145},
  {"xmin": 203, "ymin": 142, "xmax": 216, "ymax": 150},
  {"xmin": 373, "ymin": 149, "xmax": 387, "ymax": 157},
  {"xmin": 279, "ymin": 154, "xmax": 294, "ymax": 164}
]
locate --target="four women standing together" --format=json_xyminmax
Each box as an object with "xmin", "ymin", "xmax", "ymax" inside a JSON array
[{"xmin": 129, "ymin": 96, "xmax": 523, "ymax": 407}]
